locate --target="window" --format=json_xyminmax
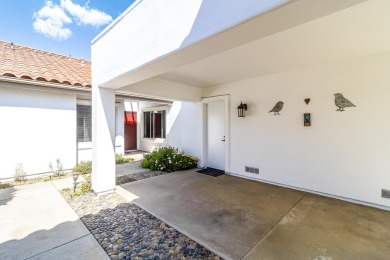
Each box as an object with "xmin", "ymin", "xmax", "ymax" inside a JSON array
[
  {"xmin": 144, "ymin": 110, "xmax": 166, "ymax": 138},
  {"xmin": 77, "ymin": 105, "xmax": 92, "ymax": 142}
]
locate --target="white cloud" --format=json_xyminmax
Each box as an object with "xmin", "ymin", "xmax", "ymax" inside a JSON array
[
  {"xmin": 60, "ymin": 0, "xmax": 112, "ymax": 27},
  {"xmin": 33, "ymin": 1, "xmax": 72, "ymax": 40}
]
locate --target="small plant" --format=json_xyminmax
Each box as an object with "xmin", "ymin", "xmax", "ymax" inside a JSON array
[
  {"xmin": 72, "ymin": 161, "xmax": 92, "ymax": 175},
  {"xmin": 80, "ymin": 183, "xmax": 92, "ymax": 193},
  {"xmin": 84, "ymin": 174, "xmax": 91, "ymax": 183},
  {"xmin": 115, "ymin": 154, "xmax": 134, "ymax": 164},
  {"xmin": 73, "ymin": 190, "xmax": 82, "ymax": 196},
  {"xmin": 141, "ymin": 146, "xmax": 198, "ymax": 172},
  {"xmin": 71, "ymin": 183, "xmax": 92, "ymax": 197},
  {"xmin": 140, "ymin": 158, "xmax": 150, "ymax": 168},
  {"xmin": 49, "ymin": 159, "xmax": 64, "ymax": 177},
  {"xmin": 14, "ymin": 163, "xmax": 26, "ymax": 182}
]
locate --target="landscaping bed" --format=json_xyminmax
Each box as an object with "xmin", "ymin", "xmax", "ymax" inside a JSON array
[
  {"xmin": 0, "ymin": 173, "xmax": 71, "ymax": 189},
  {"xmin": 67, "ymin": 193, "xmax": 220, "ymax": 259},
  {"xmin": 63, "ymin": 170, "xmax": 221, "ymax": 260},
  {"xmin": 116, "ymin": 170, "xmax": 168, "ymax": 185}
]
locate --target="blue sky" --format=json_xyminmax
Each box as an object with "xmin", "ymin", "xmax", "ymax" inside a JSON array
[{"xmin": 0, "ymin": 0, "xmax": 135, "ymax": 61}]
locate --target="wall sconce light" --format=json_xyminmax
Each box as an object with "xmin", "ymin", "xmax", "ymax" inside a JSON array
[{"xmin": 237, "ymin": 102, "xmax": 248, "ymax": 117}]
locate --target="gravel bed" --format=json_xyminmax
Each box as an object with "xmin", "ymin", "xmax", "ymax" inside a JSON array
[
  {"xmin": 126, "ymin": 170, "xmax": 168, "ymax": 181},
  {"xmin": 116, "ymin": 171, "xmax": 168, "ymax": 185},
  {"xmin": 116, "ymin": 170, "xmax": 167, "ymax": 185},
  {"xmin": 66, "ymin": 174, "xmax": 221, "ymax": 259}
]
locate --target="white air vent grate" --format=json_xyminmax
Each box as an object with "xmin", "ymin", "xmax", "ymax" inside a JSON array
[{"xmin": 245, "ymin": 166, "xmax": 259, "ymax": 174}]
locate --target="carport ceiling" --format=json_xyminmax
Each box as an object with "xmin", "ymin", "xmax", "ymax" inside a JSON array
[{"xmin": 156, "ymin": 0, "xmax": 390, "ymax": 88}]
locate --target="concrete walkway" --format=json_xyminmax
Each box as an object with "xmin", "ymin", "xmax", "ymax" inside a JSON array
[
  {"xmin": 0, "ymin": 179, "xmax": 109, "ymax": 260},
  {"xmin": 123, "ymin": 150, "xmax": 148, "ymax": 161},
  {"xmin": 120, "ymin": 170, "xmax": 390, "ymax": 260},
  {"xmin": 116, "ymin": 161, "xmax": 145, "ymax": 177},
  {"xmin": 116, "ymin": 151, "xmax": 149, "ymax": 177}
]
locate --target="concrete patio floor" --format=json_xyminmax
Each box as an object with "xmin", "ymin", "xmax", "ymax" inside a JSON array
[{"xmin": 120, "ymin": 170, "xmax": 390, "ymax": 260}]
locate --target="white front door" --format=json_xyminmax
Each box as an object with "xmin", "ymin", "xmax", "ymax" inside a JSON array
[{"xmin": 207, "ymin": 100, "xmax": 225, "ymax": 171}]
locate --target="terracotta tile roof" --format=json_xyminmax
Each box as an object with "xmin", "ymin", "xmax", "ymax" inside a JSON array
[{"xmin": 0, "ymin": 41, "xmax": 91, "ymax": 88}]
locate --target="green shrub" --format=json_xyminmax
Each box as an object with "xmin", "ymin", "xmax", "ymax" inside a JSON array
[
  {"xmin": 140, "ymin": 158, "xmax": 150, "ymax": 168},
  {"xmin": 72, "ymin": 161, "xmax": 92, "ymax": 175},
  {"xmin": 141, "ymin": 146, "xmax": 198, "ymax": 172},
  {"xmin": 115, "ymin": 154, "xmax": 134, "ymax": 164}
]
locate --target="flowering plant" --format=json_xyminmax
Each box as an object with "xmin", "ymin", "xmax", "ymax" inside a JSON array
[{"xmin": 141, "ymin": 146, "xmax": 198, "ymax": 172}]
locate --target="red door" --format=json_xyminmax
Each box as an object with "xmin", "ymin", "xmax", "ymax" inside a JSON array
[{"xmin": 124, "ymin": 112, "xmax": 137, "ymax": 150}]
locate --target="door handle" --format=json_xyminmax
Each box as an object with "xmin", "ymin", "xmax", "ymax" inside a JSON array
[{"xmin": 221, "ymin": 136, "xmax": 225, "ymax": 142}]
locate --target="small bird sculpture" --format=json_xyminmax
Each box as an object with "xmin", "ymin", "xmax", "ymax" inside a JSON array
[
  {"xmin": 269, "ymin": 101, "xmax": 284, "ymax": 115},
  {"xmin": 334, "ymin": 93, "xmax": 356, "ymax": 112}
]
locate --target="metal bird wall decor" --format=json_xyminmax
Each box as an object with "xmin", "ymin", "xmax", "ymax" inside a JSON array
[
  {"xmin": 334, "ymin": 93, "xmax": 356, "ymax": 112},
  {"xmin": 269, "ymin": 101, "xmax": 284, "ymax": 115}
]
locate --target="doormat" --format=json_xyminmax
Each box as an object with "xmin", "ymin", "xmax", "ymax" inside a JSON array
[{"xmin": 196, "ymin": 168, "xmax": 225, "ymax": 177}]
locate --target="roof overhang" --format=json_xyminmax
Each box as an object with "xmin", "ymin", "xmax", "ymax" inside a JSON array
[
  {"xmin": 0, "ymin": 76, "xmax": 172, "ymax": 104},
  {"xmin": 92, "ymin": 0, "xmax": 390, "ymax": 101}
]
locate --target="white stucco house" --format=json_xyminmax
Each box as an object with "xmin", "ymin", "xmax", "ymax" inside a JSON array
[
  {"xmin": 0, "ymin": 41, "xmax": 170, "ymax": 180},
  {"xmin": 91, "ymin": 0, "xmax": 390, "ymax": 210}
]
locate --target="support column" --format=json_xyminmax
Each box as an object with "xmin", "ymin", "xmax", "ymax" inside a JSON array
[{"xmin": 92, "ymin": 85, "xmax": 116, "ymax": 194}]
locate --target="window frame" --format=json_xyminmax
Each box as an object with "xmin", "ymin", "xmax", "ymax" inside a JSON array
[
  {"xmin": 143, "ymin": 107, "xmax": 167, "ymax": 139},
  {"xmin": 77, "ymin": 104, "xmax": 92, "ymax": 143}
]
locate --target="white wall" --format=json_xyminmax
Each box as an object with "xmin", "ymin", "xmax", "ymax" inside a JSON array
[
  {"xmin": 77, "ymin": 142, "xmax": 92, "ymax": 163},
  {"xmin": 199, "ymin": 51, "xmax": 390, "ymax": 208},
  {"xmin": 0, "ymin": 87, "xmax": 77, "ymax": 179},
  {"xmin": 136, "ymin": 100, "xmax": 204, "ymax": 166},
  {"xmin": 164, "ymin": 101, "xmax": 204, "ymax": 166}
]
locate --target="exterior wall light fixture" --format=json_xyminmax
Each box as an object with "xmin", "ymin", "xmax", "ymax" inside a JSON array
[{"xmin": 237, "ymin": 102, "xmax": 248, "ymax": 117}]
